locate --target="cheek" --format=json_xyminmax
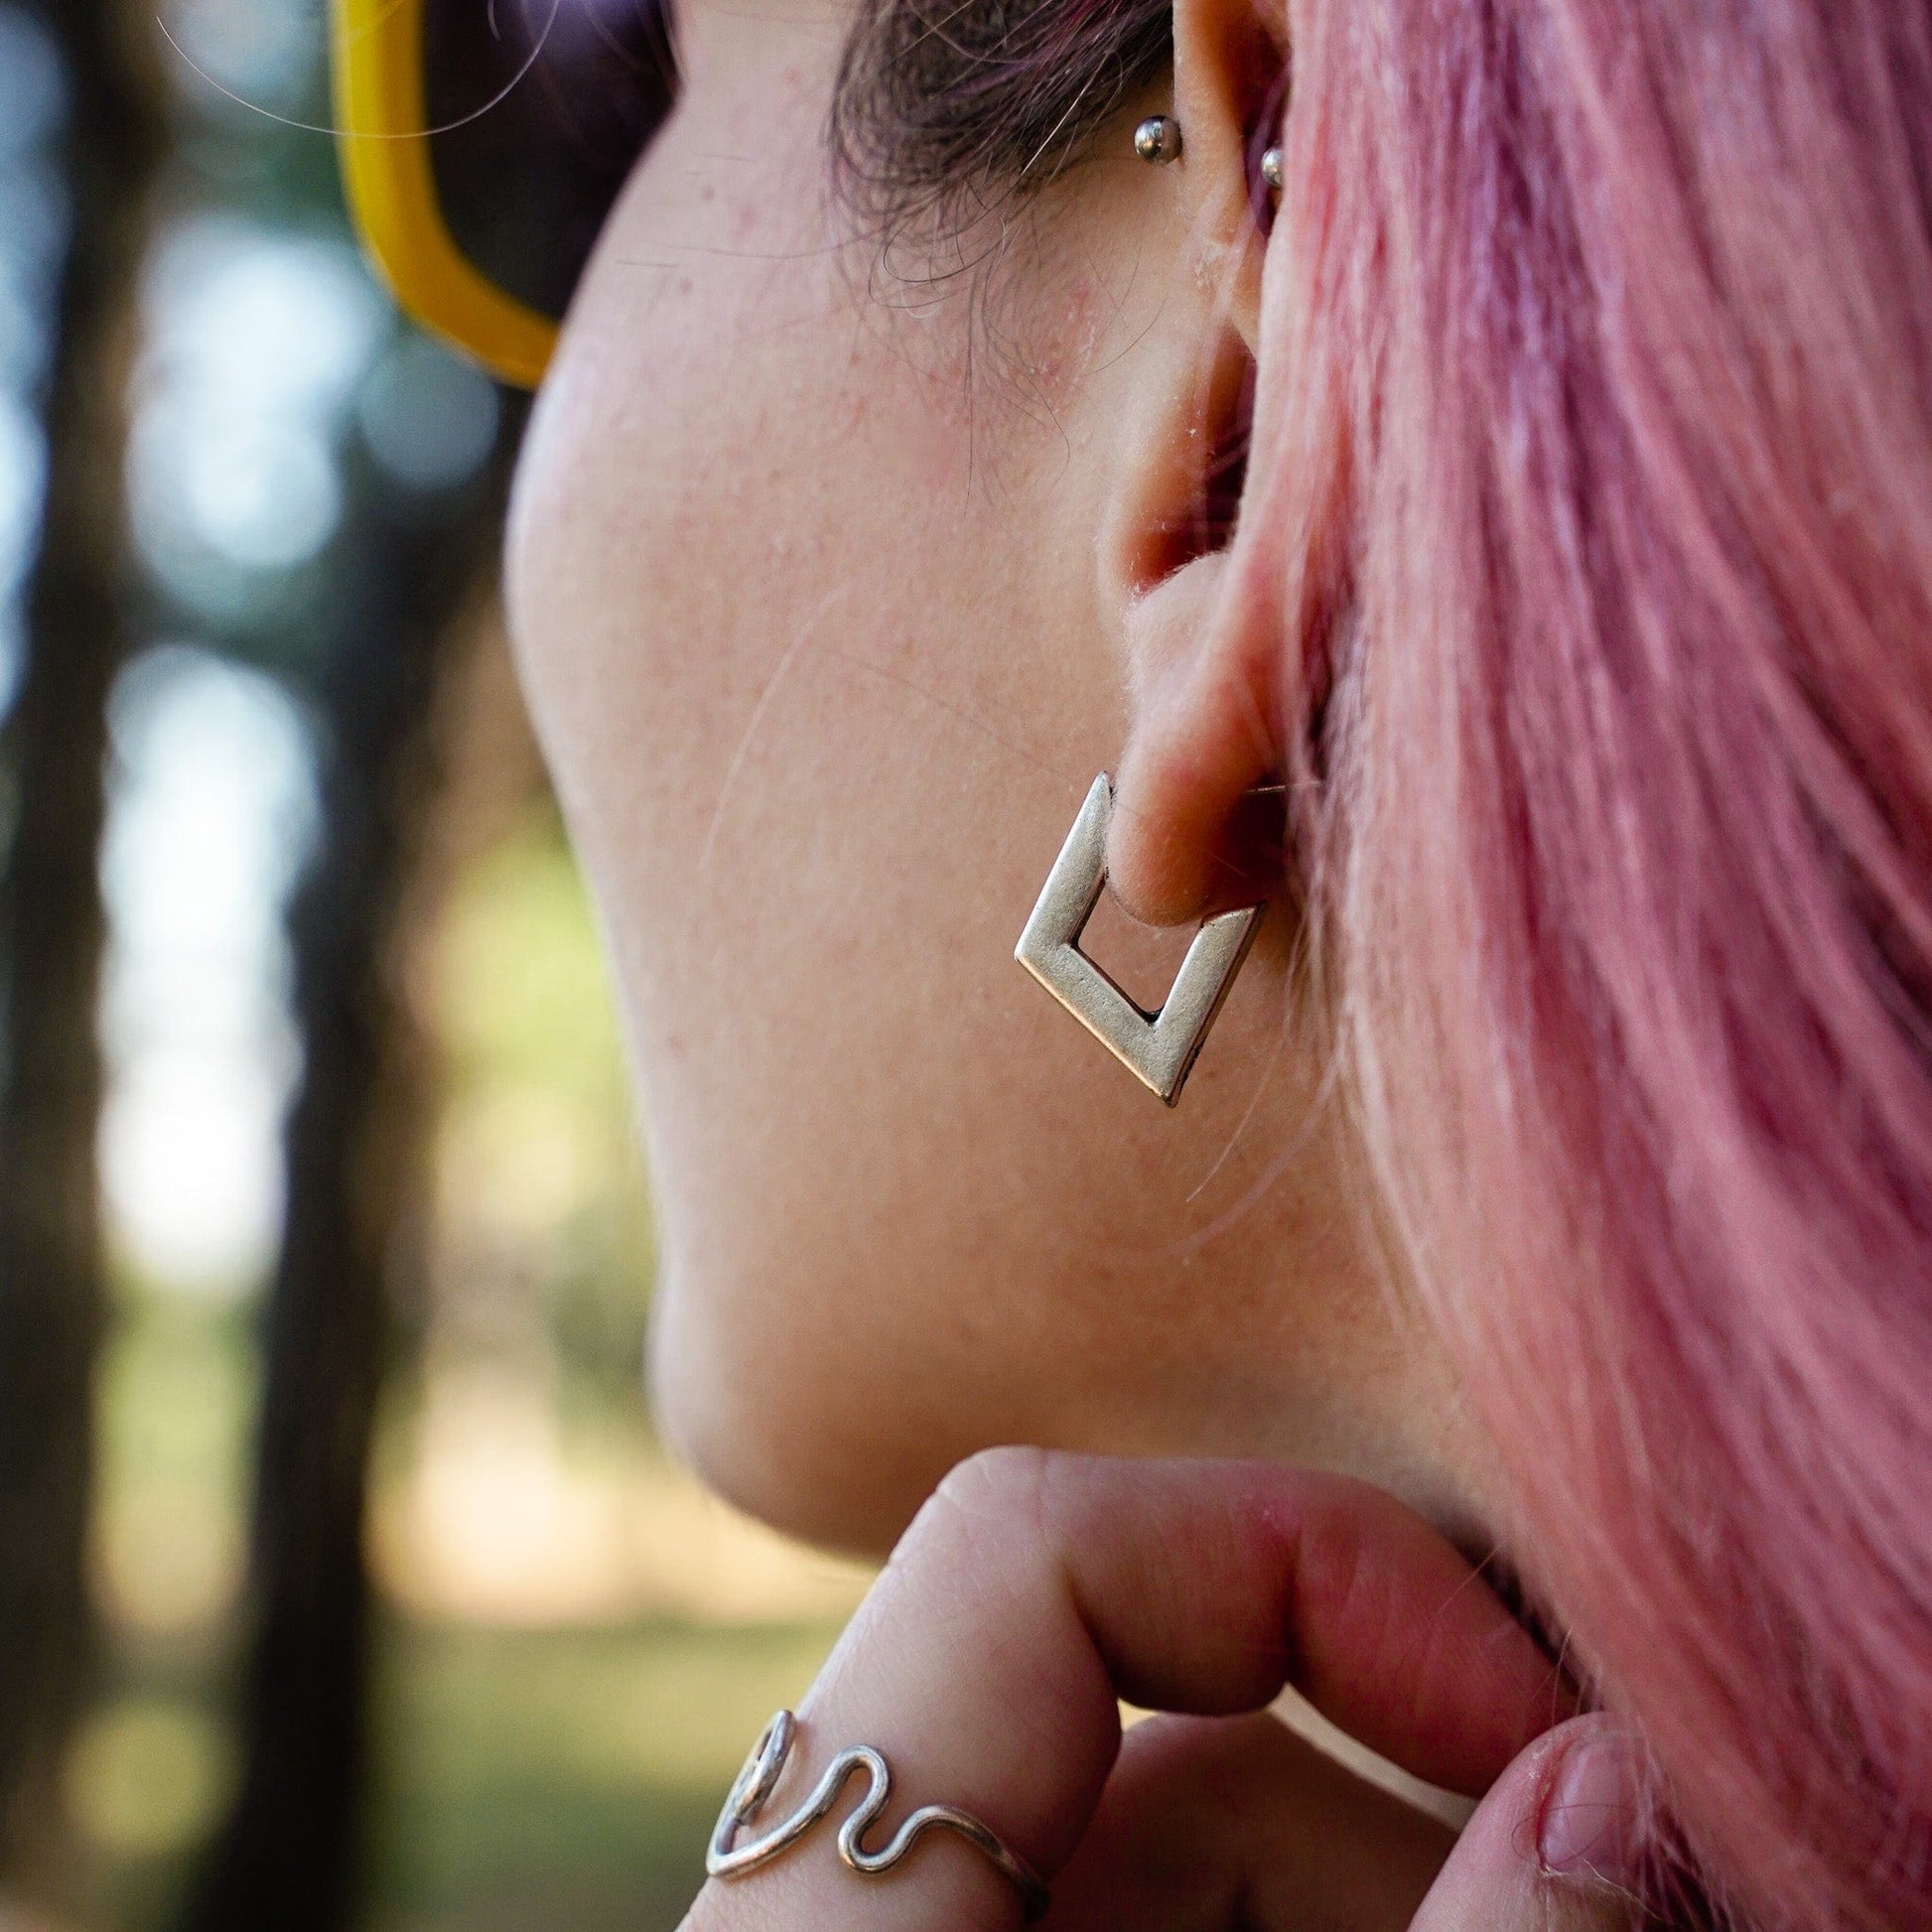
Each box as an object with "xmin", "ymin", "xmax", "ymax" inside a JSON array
[
  {"xmin": 505, "ymin": 71, "xmax": 928, "ymax": 910},
  {"xmin": 505, "ymin": 107, "xmax": 1110, "ymax": 1548},
  {"xmin": 504, "ymin": 82, "xmax": 1443, "ymax": 1556}
]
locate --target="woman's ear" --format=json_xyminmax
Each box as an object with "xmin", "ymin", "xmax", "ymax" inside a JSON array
[
  {"xmin": 1097, "ymin": 0, "xmax": 1293, "ymax": 925},
  {"xmin": 1109, "ymin": 548, "xmax": 1288, "ymax": 922}
]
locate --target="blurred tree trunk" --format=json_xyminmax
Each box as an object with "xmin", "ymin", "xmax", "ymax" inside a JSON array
[
  {"xmin": 0, "ymin": 0, "xmax": 160, "ymax": 1873},
  {"xmin": 177, "ymin": 416, "xmax": 526, "ymax": 1932}
]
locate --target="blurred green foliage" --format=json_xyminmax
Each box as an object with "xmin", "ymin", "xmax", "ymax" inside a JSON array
[
  {"xmin": 71, "ymin": 806, "xmax": 850, "ymax": 1932},
  {"xmin": 431, "ymin": 806, "xmax": 655, "ymax": 1420},
  {"xmin": 369, "ymin": 1620, "xmax": 840, "ymax": 1932},
  {"xmin": 0, "ymin": 10, "xmax": 858, "ymax": 1926}
]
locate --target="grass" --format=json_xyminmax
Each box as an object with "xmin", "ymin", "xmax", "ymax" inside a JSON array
[
  {"xmin": 74, "ymin": 817, "xmax": 846, "ymax": 1932},
  {"xmin": 67, "ymin": 1616, "xmax": 844, "ymax": 1932},
  {"xmin": 76, "ymin": 1291, "xmax": 850, "ymax": 1932},
  {"xmin": 365, "ymin": 1617, "xmax": 846, "ymax": 1932}
]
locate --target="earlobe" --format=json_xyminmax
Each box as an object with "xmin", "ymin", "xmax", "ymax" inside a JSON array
[{"xmin": 1109, "ymin": 546, "xmax": 1287, "ymax": 924}]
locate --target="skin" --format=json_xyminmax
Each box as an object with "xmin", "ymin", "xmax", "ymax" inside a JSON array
[
  {"xmin": 505, "ymin": 0, "xmax": 1656, "ymax": 1921},
  {"xmin": 506, "ymin": 0, "xmax": 1491, "ymax": 1564},
  {"xmin": 672, "ymin": 1452, "xmax": 1635, "ymax": 1928}
]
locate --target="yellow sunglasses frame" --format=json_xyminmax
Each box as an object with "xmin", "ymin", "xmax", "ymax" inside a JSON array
[{"xmin": 331, "ymin": 0, "xmax": 559, "ymax": 388}]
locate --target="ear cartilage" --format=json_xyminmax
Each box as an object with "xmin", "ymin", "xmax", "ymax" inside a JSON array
[{"xmin": 1133, "ymin": 115, "xmax": 1183, "ymax": 165}]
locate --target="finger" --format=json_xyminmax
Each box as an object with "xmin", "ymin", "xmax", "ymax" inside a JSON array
[
  {"xmin": 1412, "ymin": 1715, "xmax": 1647, "ymax": 1932},
  {"xmin": 1045, "ymin": 1712, "xmax": 1455, "ymax": 1932},
  {"xmin": 684, "ymin": 1451, "xmax": 1571, "ymax": 1932}
]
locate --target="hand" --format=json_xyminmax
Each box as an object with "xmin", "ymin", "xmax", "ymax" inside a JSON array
[{"xmin": 684, "ymin": 1451, "xmax": 1644, "ymax": 1932}]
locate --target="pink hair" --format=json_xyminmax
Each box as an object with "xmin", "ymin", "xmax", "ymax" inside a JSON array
[{"xmin": 1245, "ymin": 2, "xmax": 1932, "ymax": 1924}]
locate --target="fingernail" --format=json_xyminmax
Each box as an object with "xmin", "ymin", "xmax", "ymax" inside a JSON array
[{"xmin": 1537, "ymin": 1729, "xmax": 1641, "ymax": 1890}]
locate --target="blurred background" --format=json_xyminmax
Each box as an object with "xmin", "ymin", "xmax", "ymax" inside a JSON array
[{"xmin": 0, "ymin": 5, "xmax": 869, "ymax": 1929}]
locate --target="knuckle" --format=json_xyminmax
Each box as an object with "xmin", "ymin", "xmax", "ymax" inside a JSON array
[
  {"xmin": 906, "ymin": 1446, "xmax": 1055, "ymax": 1567},
  {"xmin": 935, "ymin": 1444, "xmax": 1053, "ymax": 1519}
]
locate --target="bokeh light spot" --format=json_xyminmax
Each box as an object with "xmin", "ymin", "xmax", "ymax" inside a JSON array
[
  {"xmin": 64, "ymin": 1697, "xmax": 237, "ymax": 1859},
  {"xmin": 0, "ymin": 5, "xmax": 69, "ymax": 158},
  {"xmin": 358, "ymin": 336, "xmax": 503, "ymax": 494},
  {"xmin": 160, "ymin": 0, "xmax": 322, "ymax": 117},
  {"xmin": 0, "ymin": 392, "xmax": 47, "ymax": 600},
  {"xmin": 100, "ymin": 645, "xmax": 318, "ymax": 1294}
]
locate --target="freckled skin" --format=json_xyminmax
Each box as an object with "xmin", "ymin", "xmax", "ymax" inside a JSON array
[{"xmin": 505, "ymin": 0, "xmax": 1487, "ymax": 1560}]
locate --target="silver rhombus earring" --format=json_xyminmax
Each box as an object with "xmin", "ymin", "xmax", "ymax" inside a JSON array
[{"xmin": 1016, "ymin": 775, "xmax": 1262, "ymax": 1107}]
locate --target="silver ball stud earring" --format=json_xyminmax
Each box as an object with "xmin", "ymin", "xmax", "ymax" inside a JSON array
[
  {"xmin": 1260, "ymin": 146, "xmax": 1285, "ymax": 192},
  {"xmin": 1133, "ymin": 114, "xmax": 1183, "ymax": 165}
]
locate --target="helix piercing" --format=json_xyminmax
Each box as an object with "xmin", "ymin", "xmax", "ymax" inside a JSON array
[
  {"xmin": 1133, "ymin": 114, "xmax": 1183, "ymax": 165},
  {"xmin": 1260, "ymin": 147, "xmax": 1284, "ymax": 192}
]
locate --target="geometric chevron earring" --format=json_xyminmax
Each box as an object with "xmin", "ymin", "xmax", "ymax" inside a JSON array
[{"xmin": 1016, "ymin": 774, "xmax": 1263, "ymax": 1107}]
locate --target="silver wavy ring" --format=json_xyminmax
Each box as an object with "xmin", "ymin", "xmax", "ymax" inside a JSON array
[{"xmin": 707, "ymin": 1709, "xmax": 1051, "ymax": 1922}]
